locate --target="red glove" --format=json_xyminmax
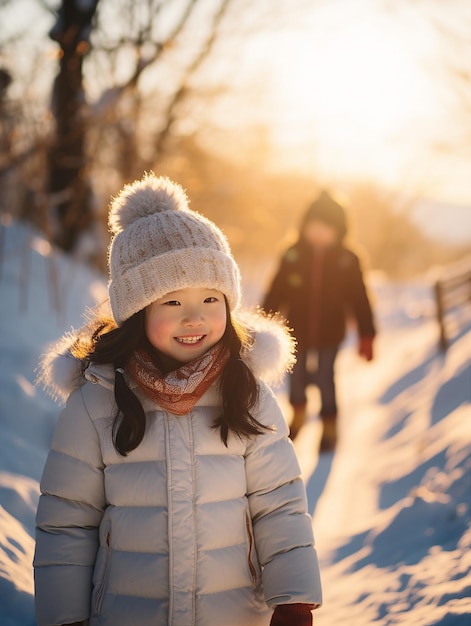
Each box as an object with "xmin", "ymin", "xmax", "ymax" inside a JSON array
[
  {"xmin": 358, "ymin": 336, "xmax": 374, "ymax": 361},
  {"xmin": 270, "ymin": 604, "xmax": 313, "ymax": 626}
]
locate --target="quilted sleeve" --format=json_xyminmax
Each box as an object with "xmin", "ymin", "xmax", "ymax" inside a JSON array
[
  {"xmin": 245, "ymin": 382, "xmax": 322, "ymax": 609},
  {"xmin": 34, "ymin": 385, "xmax": 106, "ymax": 626}
]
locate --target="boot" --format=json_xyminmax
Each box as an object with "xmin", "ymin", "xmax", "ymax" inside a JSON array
[
  {"xmin": 289, "ymin": 404, "xmax": 307, "ymax": 440},
  {"xmin": 320, "ymin": 413, "xmax": 337, "ymax": 452}
]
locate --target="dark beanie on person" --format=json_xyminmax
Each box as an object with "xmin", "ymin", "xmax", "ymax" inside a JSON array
[{"xmin": 301, "ymin": 190, "xmax": 348, "ymax": 240}]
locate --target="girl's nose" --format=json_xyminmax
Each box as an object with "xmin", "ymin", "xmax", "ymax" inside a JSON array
[{"xmin": 182, "ymin": 310, "xmax": 204, "ymax": 326}]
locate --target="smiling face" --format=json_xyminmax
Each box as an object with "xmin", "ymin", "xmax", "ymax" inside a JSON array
[{"xmin": 145, "ymin": 288, "xmax": 227, "ymax": 363}]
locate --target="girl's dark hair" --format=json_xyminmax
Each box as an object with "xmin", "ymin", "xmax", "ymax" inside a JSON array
[{"xmin": 71, "ymin": 302, "xmax": 267, "ymax": 455}]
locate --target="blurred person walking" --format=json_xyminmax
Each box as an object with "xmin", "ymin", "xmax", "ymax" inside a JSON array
[{"xmin": 263, "ymin": 191, "xmax": 375, "ymax": 451}]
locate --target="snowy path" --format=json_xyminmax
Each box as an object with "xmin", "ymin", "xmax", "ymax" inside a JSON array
[{"xmin": 0, "ymin": 222, "xmax": 470, "ymax": 625}]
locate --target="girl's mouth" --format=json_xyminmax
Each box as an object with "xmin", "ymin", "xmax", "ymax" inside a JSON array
[{"xmin": 175, "ymin": 335, "xmax": 205, "ymax": 345}]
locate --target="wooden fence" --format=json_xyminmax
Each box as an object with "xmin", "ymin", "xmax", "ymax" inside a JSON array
[{"xmin": 434, "ymin": 259, "xmax": 471, "ymax": 350}]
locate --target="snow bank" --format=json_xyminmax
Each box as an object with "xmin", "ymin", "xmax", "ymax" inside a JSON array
[{"xmin": 0, "ymin": 222, "xmax": 106, "ymax": 625}]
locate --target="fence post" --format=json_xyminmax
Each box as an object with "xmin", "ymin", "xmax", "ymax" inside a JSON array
[{"xmin": 434, "ymin": 280, "xmax": 447, "ymax": 351}]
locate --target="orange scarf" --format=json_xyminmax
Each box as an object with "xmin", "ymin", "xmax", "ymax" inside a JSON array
[{"xmin": 129, "ymin": 341, "xmax": 229, "ymax": 415}]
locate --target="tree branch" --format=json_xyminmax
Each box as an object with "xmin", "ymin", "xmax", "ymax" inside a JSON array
[{"xmin": 155, "ymin": 0, "xmax": 234, "ymax": 156}]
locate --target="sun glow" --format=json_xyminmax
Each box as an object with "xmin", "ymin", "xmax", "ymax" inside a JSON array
[
  {"xmin": 243, "ymin": 4, "xmax": 442, "ymax": 188},
  {"xmin": 205, "ymin": 1, "xmax": 470, "ymax": 205}
]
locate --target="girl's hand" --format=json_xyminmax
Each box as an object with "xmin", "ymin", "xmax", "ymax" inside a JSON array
[{"xmin": 270, "ymin": 604, "xmax": 313, "ymax": 626}]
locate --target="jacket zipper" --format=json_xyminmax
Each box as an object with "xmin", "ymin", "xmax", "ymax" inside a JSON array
[
  {"xmin": 95, "ymin": 525, "xmax": 112, "ymax": 614},
  {"xmin": 245, "ymin": 514, "xmax": 257, "ymax": 589}
]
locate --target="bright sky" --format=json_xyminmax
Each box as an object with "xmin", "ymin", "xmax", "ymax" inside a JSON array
[
  {"xmin": 268, "ymin": 8, "xmax": 438, "ymax": 176},
  {"xmin": 212, "ymin": 0, "xmax": 471, "ymax": 215}
]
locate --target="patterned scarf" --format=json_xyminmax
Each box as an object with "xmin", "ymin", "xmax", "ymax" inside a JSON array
[{"xmin": 128, "ymin": 341, "xmax": 229, "ymax": 415}]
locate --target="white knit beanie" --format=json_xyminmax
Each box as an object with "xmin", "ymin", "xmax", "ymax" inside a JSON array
[{"xmin": 108, "ymin": 173, "xmax": 241, "ymax": 324}]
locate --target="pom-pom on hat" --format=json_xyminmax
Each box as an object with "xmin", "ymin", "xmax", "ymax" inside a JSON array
[{"xmin": 108, "ymin": 173, "xmax": 241, "ymax": 324}]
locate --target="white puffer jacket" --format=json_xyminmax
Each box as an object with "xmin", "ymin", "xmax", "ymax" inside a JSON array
[{"xmin": 34, "ymin": 315, "xmax": 322, "ymax": 626}]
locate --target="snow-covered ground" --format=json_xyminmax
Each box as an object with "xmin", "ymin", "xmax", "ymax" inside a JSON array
[
  {"xmin": 0, "ymin": 221, "xmax": 470, "ymax": 625},
  {"xmin": 292, "ymin": 292, "xmax": 471, "ymax": 625},
  {"xmin": 0, "ymin": 222, "xmax": 108, "ymax": 626}
]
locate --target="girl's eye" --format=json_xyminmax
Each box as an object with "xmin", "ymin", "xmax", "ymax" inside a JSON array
[
  {"xmin": 204, "ymin": 297, "xmax": 218, "ymax": 303},
  {"xmin": 163, "ymin": 300, "xmax": 181, "ymax": 306}
]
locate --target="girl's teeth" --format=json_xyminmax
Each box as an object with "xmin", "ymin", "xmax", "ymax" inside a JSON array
[{"xmin": 177, "ymin": 336, "xmax": 203, "ymax": 344}]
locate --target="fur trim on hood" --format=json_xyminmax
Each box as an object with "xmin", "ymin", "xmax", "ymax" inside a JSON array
[
  {"xmin": 236, "ymin": 310, "xmax": 296, "ymax": 386},
  {"xmin": 37, "ymin": 310, "xmax": 296, "ymax": 405}
]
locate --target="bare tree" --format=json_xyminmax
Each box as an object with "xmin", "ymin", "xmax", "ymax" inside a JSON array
[
  {"xmin": 87, "ymin": 0, "xmax": 203, "ymax": 181},
  {"xmin": 154, "ymin": 0, "xmax": 233, "ymax": 158},
  {"xmin": 47, "ymin": 0, "xmax": 100, "ymax": 251},
  {"xmin": 1, "ymin": 0, "xmax": 293, "ymax": 255},
  {"xmin": 45, "ymin": 0, "xmax": 240, "ymax": 249},
  {"xmin": 0, "ymin": 68, "xmax": 13, "ymax": 174}
]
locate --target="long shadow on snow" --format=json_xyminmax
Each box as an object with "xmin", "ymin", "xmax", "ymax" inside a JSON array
[
  {"xmin": 0, "ymin": 577, "xmax": 36, "ymax": 626},
  {"xmin": 350, "ymin": 497, "xmax": 468, "ymax": 569},
  {"xmin": 379, "ymin": 326, "xmax": 470, "ymax": 512},
  {"xmin": 431, "ymin": 362, "xmax": 471, "ymax": 425},
  {"xmin": 430, "ymin": 615, "xmax": 471, "ymax": 626},
  {"xmin": 379, "ymin": 318, "xmax": 470, "ymax": 408},
  {"xmin": 330, "ymin": 530, "xmax": 370, "ymax": 563},
  {"xmin": 383, "ymin": 408, "xmax": 414, "ymax": 440},
  {"xmin": 378, "ymin": 449, "xmax": 447, "ymax": 510},
  {"xmin": 305, "ymin": 451, "xmax": 334, "ymax": 518},
  {"xmin": 331, "ymin": 447, "xmax": 464, "ymax": 568},
  {"xmin": 379, "ymin": 347, "xmax": 443, "ymax": 405},
  {"xmin": 344, "ymin": 324, "xmax": 471, "ymax": 572}
]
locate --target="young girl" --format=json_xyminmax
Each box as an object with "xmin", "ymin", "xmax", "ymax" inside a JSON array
[{"xmin": 34, "ymin": 174, "xmax": 322, "ymax": 626}]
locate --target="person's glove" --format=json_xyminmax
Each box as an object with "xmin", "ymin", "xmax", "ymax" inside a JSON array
[
  {"xmin": 358, "ymin": 335, "xmax": 374, "ymax": 361},
  {"xmin": 270, "ymin": 604, "xmax": 313, "ymax": 626}
]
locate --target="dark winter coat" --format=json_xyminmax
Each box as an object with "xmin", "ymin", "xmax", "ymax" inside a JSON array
[{"xmin": 263, "ymin": 240, "xmax": 375, "ymax": 349}]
